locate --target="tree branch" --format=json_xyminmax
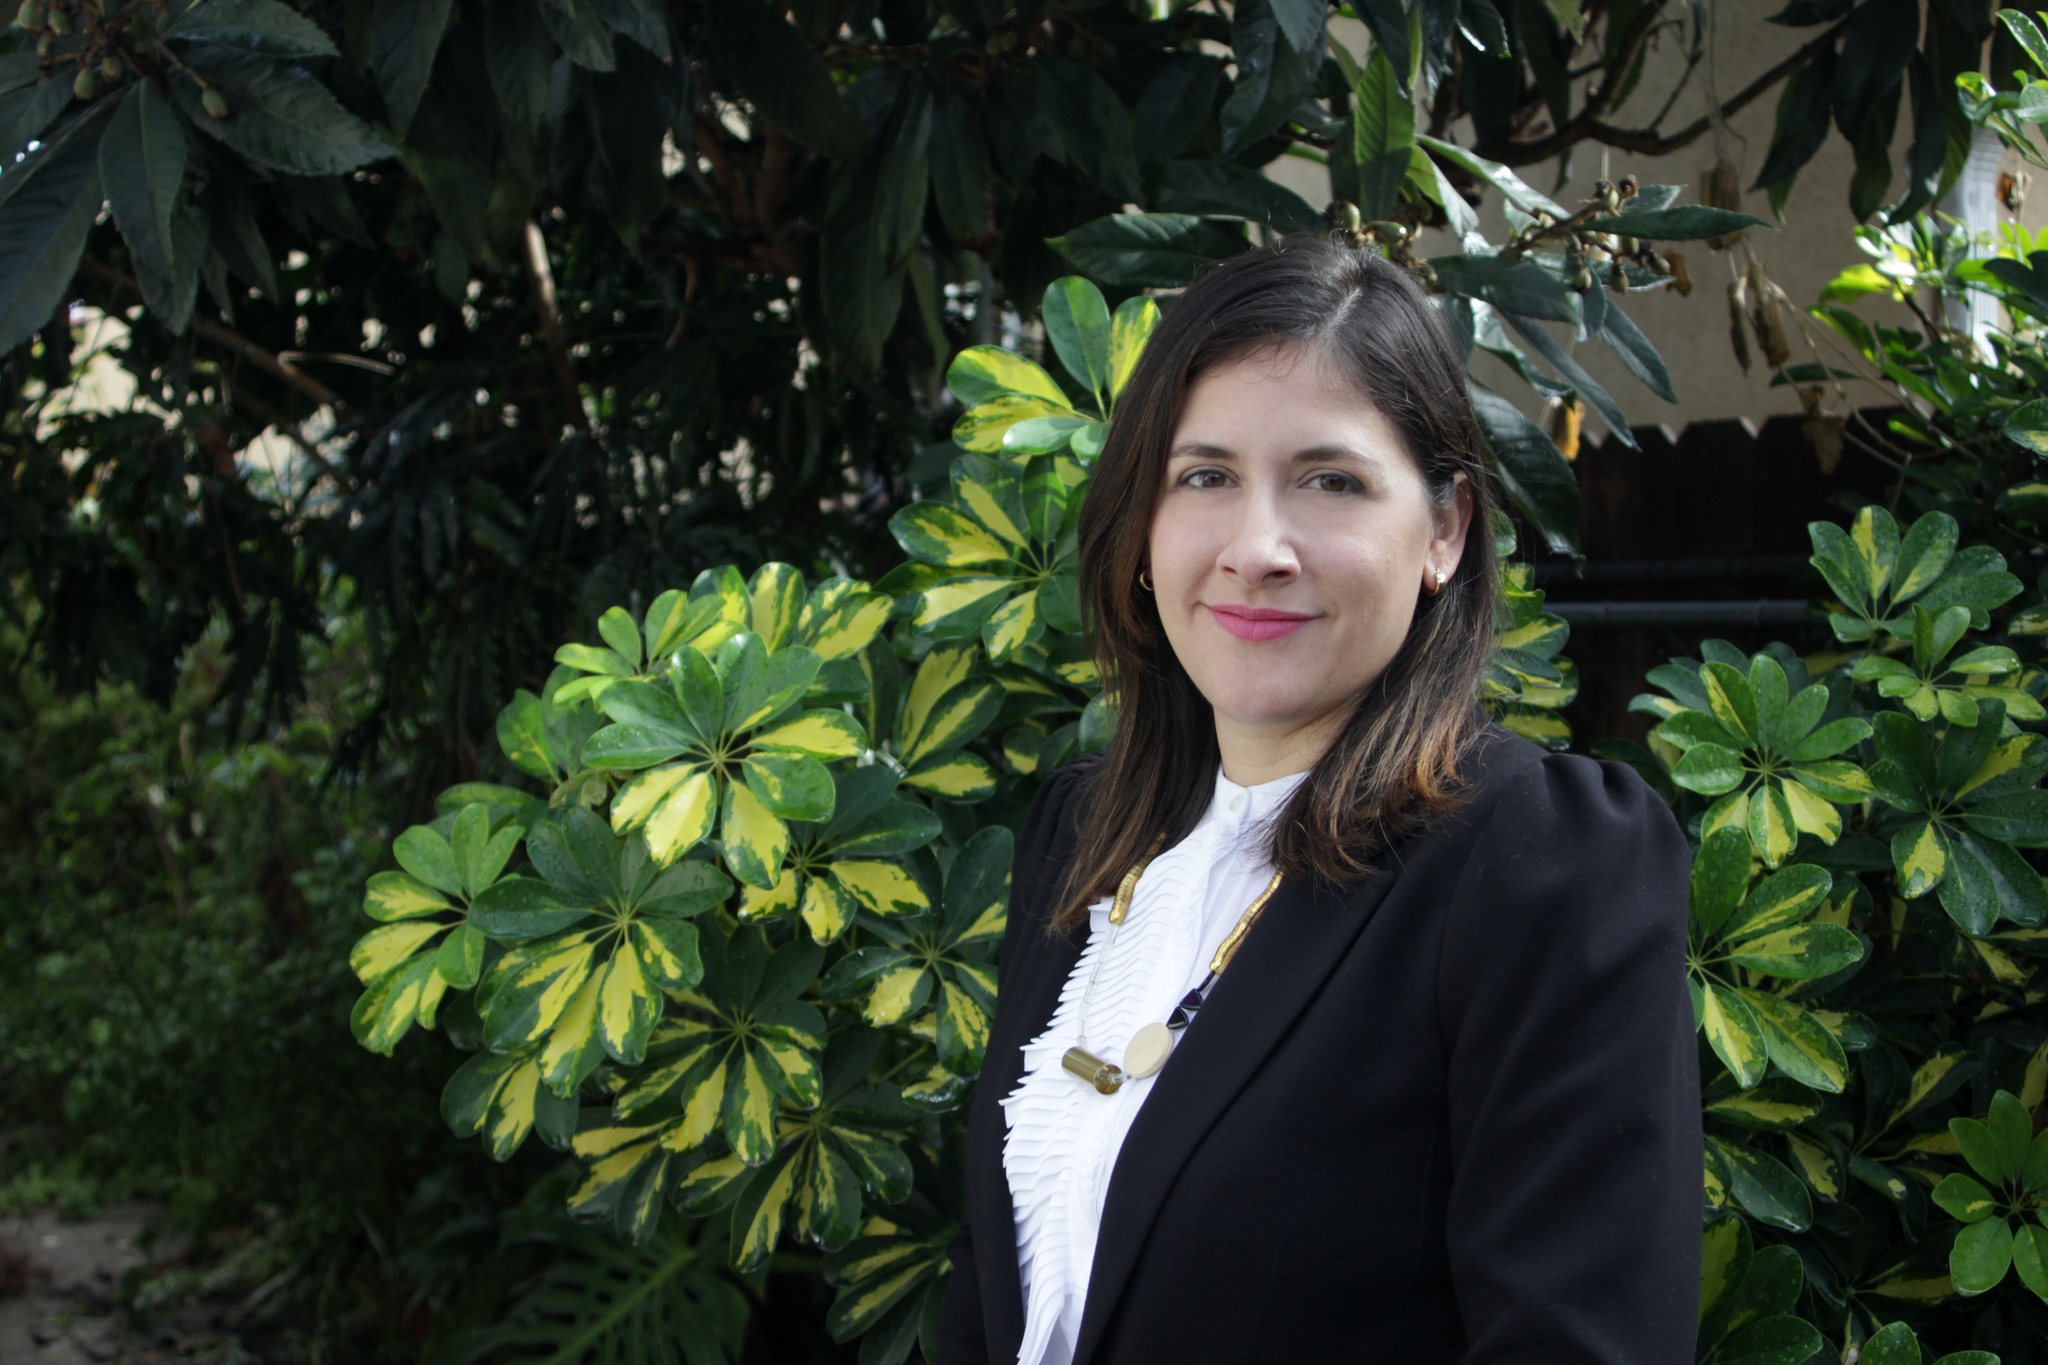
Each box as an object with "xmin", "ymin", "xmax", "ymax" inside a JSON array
[
  {"xmin": 1493, "ymin": 11, "xmax": 1852, "ymax": 166},
  {"xmin": 74, "ymin": 259, "xmax": 353, "ymax": 417},
  {"xmin": 521, "ymin": 218, "xmax": 588, "ymax": 431}
]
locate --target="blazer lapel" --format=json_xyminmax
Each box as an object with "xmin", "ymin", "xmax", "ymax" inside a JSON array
[
  {"xmin": 969, "ymin": 913, "xmax": 1084, "ymax": 1362},
  {"xmin": 1069, "ymin": 866, "xmax": 1401, "ymax": 1365}
]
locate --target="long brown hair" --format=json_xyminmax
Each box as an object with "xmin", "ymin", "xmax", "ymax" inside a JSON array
[{"xmin": 1056, "ymin": 237, "xmax": 1503, "ymax": 929}]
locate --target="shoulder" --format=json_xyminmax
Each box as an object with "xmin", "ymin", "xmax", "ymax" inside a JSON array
[
  {"xmin": 1440, "ymin": 723, "xmax": 1680, "ymax": 863},
  {"xmin": 1437, "ymin": 732, "xmax": 1691, "ymax": 974},
  {"xmin": 1012, "ymin": 752, "xmax": 1106, "ymax": 862}
]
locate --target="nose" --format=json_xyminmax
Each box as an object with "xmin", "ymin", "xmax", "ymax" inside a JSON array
[{"xmin": 1216, "ymin": 486, "xmax": 1300, "ymax": 586}]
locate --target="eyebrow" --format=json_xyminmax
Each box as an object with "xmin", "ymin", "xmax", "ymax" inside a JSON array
[{"xmin": 1167, "ymin": 441, "xmax": 1381, "ymax": 467}]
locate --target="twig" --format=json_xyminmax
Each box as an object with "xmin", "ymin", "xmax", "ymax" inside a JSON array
[
  {"xmin": 521, "ymin": 218, "xmax": 588, "ymax": 431},
  {"xmin": 1495, "ymin": 12, "xmax": 1852, "ymax": 165}
]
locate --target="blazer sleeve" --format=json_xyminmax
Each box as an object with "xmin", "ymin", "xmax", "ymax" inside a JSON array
[
  {"xmin": 1437, "ymin": 753, "xmax": 1701, "ymax": 1365},
  {"xmin": 936, "ymin": 756, "xmax": 1096, "ymax": 1365}
]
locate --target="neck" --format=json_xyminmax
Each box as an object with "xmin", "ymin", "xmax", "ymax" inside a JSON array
[{"xmin": 1213, "ymin": 709, "xmax": 1345, "ymax": 787}]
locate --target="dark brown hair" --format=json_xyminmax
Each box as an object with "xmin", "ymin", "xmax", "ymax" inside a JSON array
[{"xmin": 1057, "ymin": 237, "xmax": 1503, "ymax": 928}]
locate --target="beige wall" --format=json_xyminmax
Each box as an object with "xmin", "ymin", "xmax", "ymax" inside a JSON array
[{"xmin": 1267, "ymin": 2, "xmax": 2045, "ymax": 440}]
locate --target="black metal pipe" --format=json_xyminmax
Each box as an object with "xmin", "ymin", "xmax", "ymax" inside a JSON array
[
  {"xmin": 1547, "ymin": 600, "xmax": 1814, "ymax": 629},
  {"xmin": 1533, "ymin": 556, "xmax": 1809, "ymax": 587}
]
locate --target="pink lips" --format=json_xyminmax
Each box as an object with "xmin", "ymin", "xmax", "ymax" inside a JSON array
[{"xmin": 1206, "ymin": 604, "xmax": 1317, "ymax": 641}]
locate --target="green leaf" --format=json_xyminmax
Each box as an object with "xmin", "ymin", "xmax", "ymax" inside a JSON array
[
  {"xmin": 1723, "ymin": 923, "xmax": 1864, "ymax": 979},
  {"xmin": 100, "ymin": 83, "xmax": 186, "ymax": 305},
  {"xmin": 1042, "ymin": 277, "xmax": 1113, "ymax": 402},
  {"xmin": 2015, "ymin": 1223, "xmax": 2048, "ymax": 1300},
  {"xmin": 702, "ymin": 0, "xmax": 866, "ymax": 157},
  {"xmin": 1430, "ymin": 254, "xmax": 1578, "ymax": 323},
  {"xmin": 0, "ymin": 109, "xmax": 105, "ymax": 355},
  {"xmin": 174, "ymin": 47, "xmax": 392, "ymax": 176},
  {"xmin": 1046, "ymin": 213, "xmax": 1248, "ymax": 288},
  {"xmin": 741, "ymin": 752, "xmax": 835, "ymax": 822},
  {"xmin": 1468, "ymin": 383, "xmax": 1579, "ymax": 555},
  {"xmin": 1673, "ymin": 742, "xmax": 1745, "ymax": 796},
  {"xmin": 1739, "ymin": 990, "xmax": 1851, "ymax": 1092},
  {"xmin": 1711, "ymin": 1137, "xmax": 1812, "ymax": 1231},
  {"xmin": 1934, "ymin": 1172, "xmax": 1999, "ymax": 1222},
  {"xmin": 1691, "ymin": 826, "xmax": 1754, "ymax": 938},
  {"xmin": 1953, "ymin": 1215, "xmax": 2015, "ymax": 1295},
  {"xmin": 1351, "ymin": 45, "xmax": 1415, "ymax": 220},
  {"xmin": 370, "ymin": 0, "xmax": 454, "ymax": 139},
  {"xmin": 1583, "ymin": 206, "xmax": 1771, "ymax": 240},
  {"xmin": 1702, "ymin": 981, "xmax": 1771, "ymax": 1088},
  {"xmin": 163, "ymin": 0, "xmax": 340, "ymax": 55}
]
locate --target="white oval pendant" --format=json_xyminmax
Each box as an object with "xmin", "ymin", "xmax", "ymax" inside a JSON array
[{"xmin": 1123, "ymin": 1022, "xmax": 1174, "ymax": 1079}]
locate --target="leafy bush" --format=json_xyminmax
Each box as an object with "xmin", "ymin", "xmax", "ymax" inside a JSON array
[{"xmin": 344, "ymin": 276, "xmax": 1577, "ymax": 1359}]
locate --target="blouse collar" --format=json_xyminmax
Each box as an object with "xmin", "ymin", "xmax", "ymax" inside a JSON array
[{"xmin": 1203, "ymin": 765, "xmax": 1310, "ymax": 837}]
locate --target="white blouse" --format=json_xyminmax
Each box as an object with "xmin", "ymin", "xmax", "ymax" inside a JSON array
[{"xmin": 999, "ymin": 766, "xmax": 1310, "ymax": 1365}]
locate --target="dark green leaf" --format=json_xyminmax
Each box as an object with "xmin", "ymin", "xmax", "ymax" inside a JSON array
[
  {"xmin": 0, "ymin": 108, "xmax": 105, "ymax": 355},
  {"xmin": 1047, "ymin": 213, "xmax": 1248, "ymax": 288},
  {"xmin": 163, "ymin": 0, "xmax": 339, "ymax": 55},
  {"xmin": 1469, "ymin": 382, "xmax": 1581, "ymax": 555},
  {"xmin": 370, "ymin": 0, "xmax": 454, "ymax": 139},
  {"xmin": 175, "ymin": 46, "xmax": 393, "ymax": 176},
  {"xmin": 704, "ymin": 0, "xmax": 867, "ymax": 158}
]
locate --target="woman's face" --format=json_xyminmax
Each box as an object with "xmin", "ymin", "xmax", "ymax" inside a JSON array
[{"xmin": 1147, "ymin": 344, "xmax": 1473, "ymax": 775}]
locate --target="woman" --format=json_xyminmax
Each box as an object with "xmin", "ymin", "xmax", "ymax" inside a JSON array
[{"xmin": 936, "ymin": 239, "xmax": 1699, "ymax": 1365}]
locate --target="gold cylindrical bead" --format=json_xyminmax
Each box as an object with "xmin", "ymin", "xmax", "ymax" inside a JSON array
[{"xmin": 1062, "ymin": 1046, "xmax": 1123, "ymax": 1094}]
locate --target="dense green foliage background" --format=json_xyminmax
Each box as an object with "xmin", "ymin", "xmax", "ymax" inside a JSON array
[{"xmin": 17, "ymin": 0, "xmax": 2048, "ymax": 1361}]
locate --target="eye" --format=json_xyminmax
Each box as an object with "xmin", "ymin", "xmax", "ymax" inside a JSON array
[
  {"xmin": 1305, "ymin": 470, "xmax": 1363, "ymax": 495},
  {"xmin": 1179, "ymin": 467, "xmax": 1233, "ymax": 490}
]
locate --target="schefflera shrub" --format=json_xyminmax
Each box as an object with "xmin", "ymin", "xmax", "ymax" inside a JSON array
[
  {"xmin": 344, "ymin": 278, "xmax": 1579, "ymax": 1355},
  {"xmin": 1629, "ymin": 505, "xmax": 2048, "ymax": 1360}
]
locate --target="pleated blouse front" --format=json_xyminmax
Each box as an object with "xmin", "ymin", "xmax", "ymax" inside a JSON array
[{"xmin": 998, "ymin": 766, "xmax": 1309, "ymax": 1365}]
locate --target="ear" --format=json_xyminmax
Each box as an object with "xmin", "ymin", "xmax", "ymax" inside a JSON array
[{"xmin": 1427, "ymin": 472, "xmax": 1476, "ymax": 582}]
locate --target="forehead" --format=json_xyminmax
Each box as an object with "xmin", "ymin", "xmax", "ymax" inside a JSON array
[{"xmin": 1171, "ymin": 344, "xmax": 1402, "ymax": 457}]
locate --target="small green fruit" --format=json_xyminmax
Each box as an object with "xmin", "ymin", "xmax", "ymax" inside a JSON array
[
  {"xmin": 17, "ymin": 0, "xmax": 45, "ymax": 31},
  {"xmin": 98, "ymin": 53, "xmax": 118, "ymax": 78},
  {"xmin": 35, "ymin": 30, "xmax": 52, "ymax": 57},
  {"xmin": 201, "ymin": 86, "xmax": 227, "ymax": 118},
  {"xmin": 1572, "ymin": 267, "xmax": 1594, "ymax": 293},
  {"xmin": 45, "ymin": 5, "xmax": 70, "ymax": 35},
  {"xmin": 71, "ymin": 65, "xmax": 93, "ymax": 98}
]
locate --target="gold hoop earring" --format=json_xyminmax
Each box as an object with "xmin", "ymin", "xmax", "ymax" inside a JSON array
[
  {"xmin": 1430, "ymin": 568, "xmax": 1447, "ymax": 595},
  {"xmin": 1138, "ymin": 570, "xmax": 1155, "ymax": 592}
]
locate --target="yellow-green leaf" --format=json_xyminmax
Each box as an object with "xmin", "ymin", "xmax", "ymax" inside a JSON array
[
  {"xmin": 363, "ymin": 870, "xmax": 453, "ymax": 921},
  {"xmin": 749, "ymin": 563, "xmax": 805, "ymax": 649},
  {"xmin": 1702, "ymin": 980, "xmax": 1770, "ymax": 1088},
  {"xmin": 801, "ymin": 872, "xmax": 859, "ymax": 943},
  {"xmin": 953, "ymin": 395, "xmax": 1080, "ymax": 453},
  {"xmin": 947, "ymin": 345, "xmax": 1072, "ymax": 407},
  {"xmin": 807, "ymin": 592, "xmax": 892, "ymax": 661},
  {"xmin": 1748, "ymin": 783, "xmax": 1797, "ymax": 866},
  {"xmin": 739, "ymin": 867, "xmax": 800, "ymax": 922},
  {"xmin": 830, "ymin": 860, "xmax": 929, "ymax": 916},
  {"xmin": 751, "ymin": 711, "xmax": 867, "ymax": 759},
  {"xmin": 1107, "ymin": 295, "xmax": 1159, "ymax": 401},
  {"xmin": 598, "ymin": 940, "xmax": 657, "ymax": 1064},
  {"xmin": 721, "ymin": 780, "xmax": 791, "ymax": 890},
  {"xmin": 983, "ymin": 589, "xmax": 1040, "ymax": 662},
  {"xmin": 725, "ymin": 1047, "xmax": 780, "ymax": 1165},
  {"xmin": 902, "ymin": 752, "xmax": 999, "ymax": 800},
  {"xmin": 1778, "ymin": 779, "xmax": 1842, "ymax": 843},
  {"xmin": 663, "ymin": 1057, "xmax": 728, "ymax": 1151},
  {"xmin": 908, "ymin": 576, "xmax": 1016, "ymax": 633},
  {"xmin": 863, "ymin": 965, "xmax": 929, "ymax": 1026},
  {"xmin": 1785, "ymin": 1134, "xmax": 1842, "ymax": 1199},
  {"xmin": 1896, "ymin": 820, "xmax": 1948, "ymax": 898},
  {"xmin": 538, "ymin": 972, "xmax": 605, "ymax": 1095},
  {"xmin": 734, "ymin": 1153, "xmax": 802, "ymax": 1269},
  {"xmin": 350, "ymin": 920, "xmax": 447, "ymax": 984}
]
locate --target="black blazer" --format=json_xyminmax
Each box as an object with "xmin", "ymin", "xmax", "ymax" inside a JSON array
[{"xmin": 938, "ymin": 725, "xmax": 1701, "ymax": 1365}]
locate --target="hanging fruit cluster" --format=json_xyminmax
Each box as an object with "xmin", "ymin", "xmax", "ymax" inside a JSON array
[{"xmin": 13, "ymin": 0, "xmax": 226, "ymax": 116}]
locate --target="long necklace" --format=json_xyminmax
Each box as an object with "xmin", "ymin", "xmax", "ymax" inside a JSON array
[{"xmin": 1061, "ymin": 845, "xmax": 1285, "ymax": 1096}]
